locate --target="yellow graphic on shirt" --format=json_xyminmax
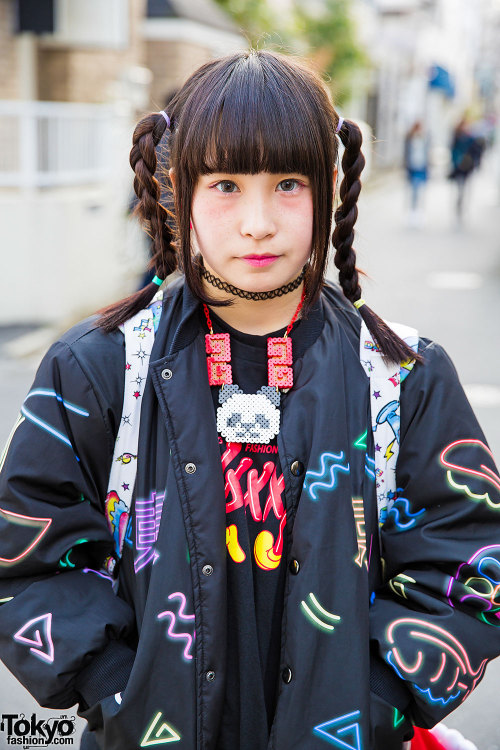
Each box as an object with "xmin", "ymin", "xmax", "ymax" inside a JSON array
[
  {"xmin": 254, "ymin": 530, "xmax": 282, "ymax": 571},
  {"xmin": 226, "ymin": 524, "xmax": 246, "ymax": 563}
]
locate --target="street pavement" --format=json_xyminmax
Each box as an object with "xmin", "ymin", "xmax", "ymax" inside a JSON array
[{"xmin": 0, "ymin": 157, "xmax": 499, "ymax": 748}]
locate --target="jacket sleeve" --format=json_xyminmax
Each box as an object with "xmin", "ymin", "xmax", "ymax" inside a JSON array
[
  {"xmin": 0, "ymin": 332, "xmax": 136, "ymax": 709},
  {"xmin": 369, "ymin": 339, "xmax": 500, "ymax": 728}
]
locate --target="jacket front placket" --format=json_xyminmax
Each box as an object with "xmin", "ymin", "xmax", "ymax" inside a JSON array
[
  {"xmin": 151, "ymin": 329, "xmax": 228, "ymax": 750},
  {"xmin": 270, "ymin": 312, "xmax": 374, "ymax": 749}
]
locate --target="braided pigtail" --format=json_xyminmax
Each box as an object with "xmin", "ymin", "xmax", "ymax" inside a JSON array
[
  {"xmin": 333, "ymin": 118, "xmax": 422, "ymax": 365},
  {"xmin": 98, "ymin": 112, "xmax": 177, "ymax": 332}
]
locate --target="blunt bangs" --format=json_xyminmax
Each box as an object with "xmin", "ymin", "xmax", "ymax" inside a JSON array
[{"xmin": 174, "ymin": 51, "xmax": 335, "ymax": 181}]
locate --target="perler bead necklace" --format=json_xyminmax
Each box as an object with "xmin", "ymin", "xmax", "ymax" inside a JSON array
[{"xmin": 203, "ymin": 288, "xmax": 305, "ymax": 445}]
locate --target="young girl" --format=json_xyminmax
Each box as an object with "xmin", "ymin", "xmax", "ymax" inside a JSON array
[{"xmin": 0, "ymin": 50, "xmax": 499, "ymax": 750}]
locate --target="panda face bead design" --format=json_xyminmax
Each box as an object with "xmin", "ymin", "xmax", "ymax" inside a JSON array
[{"xmin": 217, "ymin": 385, "xmax": 281, "ymax": 444}]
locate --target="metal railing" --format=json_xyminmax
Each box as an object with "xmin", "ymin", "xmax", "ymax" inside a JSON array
[{"xmin": 0, "ymin": 100, "xmax": 118, "ymax": 188}]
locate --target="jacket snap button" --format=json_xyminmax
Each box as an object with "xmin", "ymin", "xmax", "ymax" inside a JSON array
[
  {"xmin": 206, "ymin": 670, "xmax": 216, "ymax": 682},
  {"xmin": 289, "ymin": 559, "xmax": 300, "ymax": 575},
  {"xmin": 185, "ymin": 462, "xmax": 197, "ymax": 474},
  {"xmin": 202, "ymin": 564, "xmax": 213, "ymax": 576},
  {"xmin": 161, "ymin": 368, "xmax": 172, "ymax": 380},
  {"xmin": 282, "ymin": 666, "xmax": 293, "ymax": 684},
  {"xmin": 290, "ymin": 460, "xmax": 304, "ymax": 477}
]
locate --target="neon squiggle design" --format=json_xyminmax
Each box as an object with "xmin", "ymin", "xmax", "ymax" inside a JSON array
[
  {"xmin": 13, "ymin": 613, "xmax": 54, "ymax": 664},
  {"xmin": 304, "ymin": 452, "xmax": 350, "ymax": 501},
  {"xmin": 21, "ymin": 388, "xmax": 89, "ymax": 461},
  {"xmin": 386, "ymin": 497, "xmax": 425, "ymax": 530},
  {"xmin": 157, "ymin": 592, "xmax": 195, "ymax": 661}
]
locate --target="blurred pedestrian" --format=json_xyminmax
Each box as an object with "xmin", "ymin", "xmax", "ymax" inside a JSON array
[
  {"xmin": 448, "ymin": 117, "xmax": 483, "ymax": 222},
  {"xmin": 404, "ymin": 120, "xmax": 430, "ymax": 227}
]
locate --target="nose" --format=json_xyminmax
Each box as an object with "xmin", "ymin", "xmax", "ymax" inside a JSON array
[{"xmin": 239, "ymin": 195, "xmax": 277, "ymax": 240}]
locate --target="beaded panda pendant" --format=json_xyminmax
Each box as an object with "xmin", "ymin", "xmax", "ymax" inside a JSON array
[
  {"xmin": 203, "ymin": 290, "xmax": 303, "ymax": 445},
  {"xmin": 204, "ymin": 332, "xmax": 293, "ymax": 444}
]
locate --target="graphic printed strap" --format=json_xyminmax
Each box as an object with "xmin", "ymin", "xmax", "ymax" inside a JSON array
[
  {"xmin": 359, "ymin": 320, "xmax": 419, "ymax": 525},
  {"xmin": 106, "ymin": 291, "xmax": 163, "ymax": 558}
]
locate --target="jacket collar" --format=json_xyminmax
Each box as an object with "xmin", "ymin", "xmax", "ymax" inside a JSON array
[{"xmin": 153, "ymin": 275, "xmax": 337, "ymax": 362}]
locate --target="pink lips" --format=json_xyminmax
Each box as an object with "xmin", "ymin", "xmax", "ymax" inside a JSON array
[{"xmin": 241, "ymin": 255, "xmax": 279, "ymax": 267}]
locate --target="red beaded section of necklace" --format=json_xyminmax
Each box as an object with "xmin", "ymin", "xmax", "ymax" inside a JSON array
[
  {"xmin": 203, "ymin": 285, "xmax": 305, "ymax": 389},
  {"xmin": 206, "ymin": 333, "xmax": 233, "ymax": 385}
]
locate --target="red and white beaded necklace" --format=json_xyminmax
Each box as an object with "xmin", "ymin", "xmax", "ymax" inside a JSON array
[{"xmin": 203, "ymin": 288, "xmax": 305, "ymax": 445}]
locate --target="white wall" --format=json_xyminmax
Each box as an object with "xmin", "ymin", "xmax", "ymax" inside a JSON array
[{"xmin": 0, "ymin": 185, "xmax": 148, "ymax": 325}]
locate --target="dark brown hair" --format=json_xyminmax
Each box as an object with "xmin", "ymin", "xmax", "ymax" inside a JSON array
[{"xmin": 98, "ymin": 49, "xmax": 420, "ymax": 365}]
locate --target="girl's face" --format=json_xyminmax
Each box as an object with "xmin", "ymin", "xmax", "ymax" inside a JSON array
[{"xmin": 190, "ymin": 172, "xmax": 314, "ymax": 292}]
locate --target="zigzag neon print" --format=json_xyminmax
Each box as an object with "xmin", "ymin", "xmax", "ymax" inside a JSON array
[
  {"xmin": 386, "ymin": 497, "xmax": 425, "ymax": 531},
  {"xmin": 21, "ymin": 389, "xmax": 89, "ymax": 462},
  {"xmin": 304, "ymin": 452, "xmax": 350, "ymax": 501},
  {"xmin": 440, "ymin": 439, "xmax": 500, "ymax": 509},
  {"xmin": 385, "ymin": 617, "xmax": 487, "ymax": 705},
  {"xmin": 157, "ymin": 592, "xmax": 195, "ymax": 662}
]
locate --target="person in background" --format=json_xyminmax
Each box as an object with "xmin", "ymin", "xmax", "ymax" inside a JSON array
[
  {"xmin": 404, "ymin": 121, "xmax": 430, "ymax": 227},
  {"xmin": 449, "ymin": 117, "xmax": 484, "ymax": 223}
]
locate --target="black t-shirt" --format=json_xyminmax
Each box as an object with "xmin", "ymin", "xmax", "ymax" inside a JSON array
[{"xmin": 201, "ymin": 309, "xmax": 301, "ymax": 750}]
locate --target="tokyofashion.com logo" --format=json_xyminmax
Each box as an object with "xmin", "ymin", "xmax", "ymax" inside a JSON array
[{"xmin": 0, "ymin": 713, "xmax": 75, "ymax": 746}]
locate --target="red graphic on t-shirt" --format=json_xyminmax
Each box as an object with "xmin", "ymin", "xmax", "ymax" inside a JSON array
[{"xmin": 221, "ymin": 442, "xmax": 286, "ymax": 571}]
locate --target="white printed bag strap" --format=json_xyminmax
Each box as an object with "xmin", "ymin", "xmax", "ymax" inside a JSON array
[
  {"xmin": 104, "ymin": 291, "xmax": 163, "ymax": 561},
  {"xmin": 359, "ymin": 320, "xmax": 419, "ymax": 527}
]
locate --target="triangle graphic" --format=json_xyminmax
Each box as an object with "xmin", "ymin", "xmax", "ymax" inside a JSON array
[
  {"xmin": 393, "ymin": 708, "xmax": 405, "ymax": 729},
  {"xmin": 313, "ymin": 710, "xmax": 362, "ymax": 750},
  {"xmin": 13, "ymin": 613, "xmax": 54, "ymax": 663},
  {"xmin": 353, "ymin": 431, "xmax": 367, "ymax": 450},
  {"xmin": 141, "ymin": 712, "xmax": 181, "ymax": 746}
]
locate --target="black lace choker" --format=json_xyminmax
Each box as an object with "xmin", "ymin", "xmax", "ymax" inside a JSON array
[{"xmin": 201, "ymin": 266, "xmax": 306, "ymax": 300}]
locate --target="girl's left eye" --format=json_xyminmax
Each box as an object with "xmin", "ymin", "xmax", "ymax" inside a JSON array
[
  {"xmin": 277, "ymin": 179, "xmax": 301, "ymax": 192},
  {"xmin": 214, "ymin": 180, "xmax": 238, "ymax": 193}
]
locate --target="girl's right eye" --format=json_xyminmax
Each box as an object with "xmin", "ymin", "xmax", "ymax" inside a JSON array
[{"xmin": 214, "ymin": 180, "xmax": 239, "ymax": 193}]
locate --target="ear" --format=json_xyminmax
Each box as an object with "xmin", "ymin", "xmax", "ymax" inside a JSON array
[
  {"xmin": 258, "ymin": 386, "xmax": 280, "ymax": 407},
  {"xmin": 169, "ymin": 167, "xmax": 176, "ymax": 191},
  {"xmin": 218, "ymin": 384, "xmax": 242, "ymax": 404}
]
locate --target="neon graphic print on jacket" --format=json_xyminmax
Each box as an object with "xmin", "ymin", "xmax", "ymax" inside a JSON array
[
  {"xmin": 221, "ymin": 441, "xmax": 286, "ymax": 570},
  {"xmin": 440, "ymin": 439, "xmax": 500, "ymax": 509}
]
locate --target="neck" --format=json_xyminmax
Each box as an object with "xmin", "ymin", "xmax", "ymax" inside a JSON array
[{"xmin": 205, "ymin": 283, "xmax": 305, "ymax": 335}]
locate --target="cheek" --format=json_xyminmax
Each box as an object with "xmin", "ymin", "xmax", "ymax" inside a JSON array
[
  {"xmin": 284, "ymin": 198, "xmax": 314, "ymax": 252},
  {"xmin": 191, "ymin": 194, "xmax": 232, "ymax": 237}
]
